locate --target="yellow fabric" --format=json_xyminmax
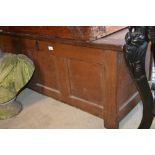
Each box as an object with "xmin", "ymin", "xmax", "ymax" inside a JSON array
[{"xmin": 0, "ymin": 53, "xmax": 35, "ymax": 104}]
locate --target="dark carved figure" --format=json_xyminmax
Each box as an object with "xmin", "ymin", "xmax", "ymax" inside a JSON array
[{"xmin": 123, "ymin": 26, "xmax": 154, "ymax": 129}]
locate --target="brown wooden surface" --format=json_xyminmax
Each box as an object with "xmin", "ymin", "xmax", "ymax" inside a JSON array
[
  {"xmin": 92, "ymin": 28, "xmax": 127, "ymax": 48},
  {"xmin": 0, "ymin": 26, "xmax": 125, "ymax": 41},
  {"xmin": 0, "ymin": 27, "xmax": 151, "ymax": 128},
  {"xmin": 0, "ymin": 28, "xmax": 127, "ymax": 51}
]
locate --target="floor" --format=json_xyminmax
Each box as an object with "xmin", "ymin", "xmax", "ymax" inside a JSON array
[{"xmin": 0, "ymin": 88, "xmax": 155, "ymax": 129}]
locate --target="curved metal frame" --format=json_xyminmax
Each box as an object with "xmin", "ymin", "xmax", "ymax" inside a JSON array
[
  {"xmin": 149, "ymin": 27, "xmax": 155, "ymax": 116},
  {"xmin": 123, "ymin": 26, "xmax": 154, "ymax": 129}
]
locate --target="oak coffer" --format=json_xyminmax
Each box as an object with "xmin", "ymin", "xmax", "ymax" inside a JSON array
[{"xmin": 0, "ymin": 26, "xmax": 152, "ymax": 128}]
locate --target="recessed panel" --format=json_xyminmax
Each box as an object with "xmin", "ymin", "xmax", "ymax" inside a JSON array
[{"xmin": 67, "ymin": 59, "xmax": 104, "ymax": 106}]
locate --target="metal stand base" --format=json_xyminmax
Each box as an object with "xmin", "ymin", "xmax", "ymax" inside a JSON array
[
  {"xmin": 153, "ymin": 98, "xmax": 155, "ymax": 116},
  {"xmin": 151, "ymin": 83, "xmax": 155, "ymax": 116},
  {"xmin": 0, "ymin": 98, "xmax": 22, "ymax": 120}
]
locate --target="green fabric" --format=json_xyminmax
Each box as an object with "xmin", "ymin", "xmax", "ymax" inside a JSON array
[{"xmin": 0, "ymin": 53, "xmax": 35, "ymax": 104}]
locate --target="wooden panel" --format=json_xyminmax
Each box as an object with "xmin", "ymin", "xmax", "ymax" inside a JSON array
[
  {"xmin": 34, "ymin": 42, "xmax": 61, "ymax": 99},
  {"xmin": 0, "ymin": 26, "xmax": 9, "ymax": 31},
  {"xmin": 20, "ymin": 39, "xmax": 36, "ymax": 51},
  {"xmin": 118, "ymin": 95, "xmax": 140, "ymax": 121},
  {"xmin": 54, "ymin": 43, "xmax": 105, "ymax": 64},
  {"xmin": 0, "ymin": 35, "xmax": 14, "ymax": 53},
  {"xmin": 117, "ymin": 52, "xmax": 137, "ymax": 109},
  {"xmin": 0, "ymin": 35, "xmax": 3, "ymax": 50},
  {"xmin": 2, "ymin": 36, "xmax": 13, "ymax": 52},
  {"xmin": 36, "ymin": 56, "xmax": 59, "ymax": 91},
  {"xmin": 0, "ymin": 35, "xmax": 20, "ymax": 54},
  {"xmin": 54, "ymin": 44, "xmax": 105, "ymax": 117},
  {"xmin": 66, "ymin": 59, "xmax": 104, "ymax": 106}
]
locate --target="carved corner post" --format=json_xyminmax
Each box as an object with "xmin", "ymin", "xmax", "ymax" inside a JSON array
[{"xmin": 123, "ymin": 26, "xmax": 154, "ymax": 129}]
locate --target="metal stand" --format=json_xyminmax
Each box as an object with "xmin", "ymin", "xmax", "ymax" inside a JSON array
[
  {"xmin": 0, "ymin": 98, "xmax": 22, "ymax": 120},
  {"xmin": 150, "ymin": 34, "xmax": 155, "ymax": 116},
  {"xmin": 123, "ymin": 26, "xmax": 154, "ymax": 129}
]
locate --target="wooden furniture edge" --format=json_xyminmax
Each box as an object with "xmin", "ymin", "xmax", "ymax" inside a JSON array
[{"xmin": 0, "ymin": 31, "xmax": 124, "ymax": 51}]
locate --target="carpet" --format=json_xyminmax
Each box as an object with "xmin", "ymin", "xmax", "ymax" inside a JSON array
[{"xmin": 0, "ymin": 88, "xmax": 154, "ymax": 129}]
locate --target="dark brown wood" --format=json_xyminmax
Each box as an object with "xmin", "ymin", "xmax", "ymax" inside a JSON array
[
  {"xmin": 123, "ymin": 26, "xmax": 154, "ymax": 128},
  {"xmin": 148, "ymin": 27, "xmax": 155, "ymax": 115},
  {"xmin": 0, "ymin": 27, "xmax": 152, "ymax": 128}
]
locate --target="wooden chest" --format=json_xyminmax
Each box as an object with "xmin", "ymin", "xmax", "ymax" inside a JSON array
[{"xmin": 0, "ymin": 27, "xmax": 152, "ymax": 128}]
